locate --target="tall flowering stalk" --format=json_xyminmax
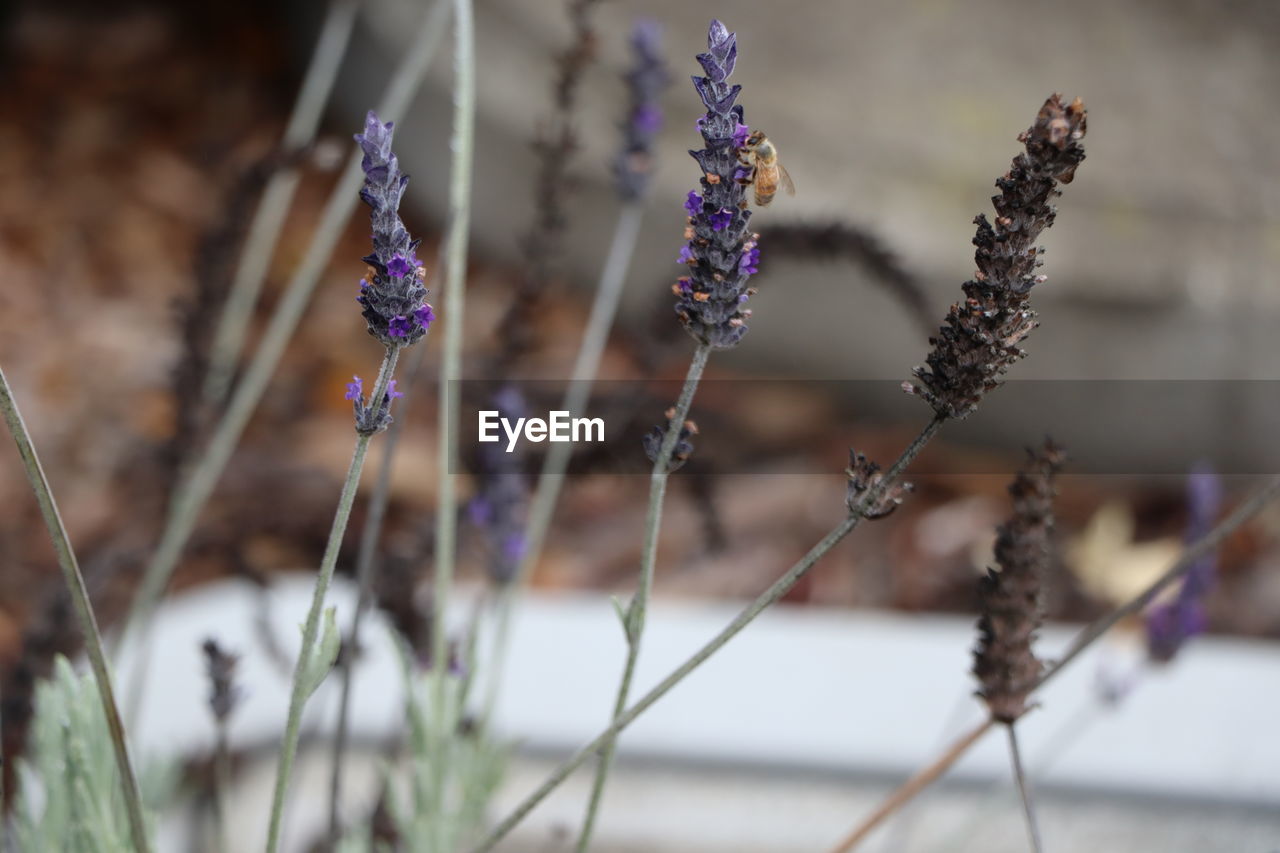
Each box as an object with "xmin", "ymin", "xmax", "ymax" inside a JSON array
[
  {"xmin": 575, "ymin": 20, "xmax": 754, "ymax": 851},
  {"xmin": 476, "ymin": 95, "xmax": 1090, "ymax": 852},
  {"xmin": 972, "ymin": 441, "xmax": 1065, "ymax": 853},
  {"xmin": 264, "ymin": 112, "xmax": 434, "ymax": 853}
]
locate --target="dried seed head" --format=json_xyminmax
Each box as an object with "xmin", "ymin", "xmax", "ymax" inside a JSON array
[
  {"xmin": 906, "ymin": 95, "xmax": 1086, "ymax": 419},
  {"xmin": 973, "ymin": 439, "xmax": 1065, "ymax": 723},
  {"xmin": 845, "ymin": 450, "xmax": 914, "ymax": 519}
]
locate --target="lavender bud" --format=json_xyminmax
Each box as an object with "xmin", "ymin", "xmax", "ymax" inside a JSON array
[
  {"xmin": 346, "ymin": 373, "xmax": 404, "ymax": 435},
  {"xmin": 614, "ymin": 20, "xmax": 670, "ymax": 200},
  {"xmin": 201, "ymin": 638, "xmax": 242, "ymax": 724},
  {"xmin": 354, "ymin": 111, "xmax": 436, "ymax": 348},
  {"xmin": 973, "ymin": 440, "xmax": 1065, "ymax": 724},
  {"xmin": 906, "ymin": 95, "xmax": 1087, "ymax": 419},
  {"xmin": 643, "ymin": 411, "xmax": 698, "ymax": 471},
  {"xmin": 1146, "ymin": 463, "xmax": 1223, "ymax": 663},
  {"xmin": 673, "ymin": 20, "xmax": 757, "ymax": 349},
  {"xmin": 845, "ymin": 450, "xmax": 914, "ymax": 519}
]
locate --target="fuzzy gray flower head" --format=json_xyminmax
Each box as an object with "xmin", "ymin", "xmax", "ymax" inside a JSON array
[
  {"xmin": 354, "ymin": 111, "xmax": 436, "ymax": 348},
  {"xmin": 673, "ymin": 20, "xmax": 758, "ymax": 349}
]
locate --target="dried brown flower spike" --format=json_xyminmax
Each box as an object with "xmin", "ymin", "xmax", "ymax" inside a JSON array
[
  {"xmin": 906, "ymin": 95, "xmax": 1087, "ymax": 419},
  {"xmin": 973, "ymin": 440, "xmax": 1066, "ymax": 723},
  {"xmin": 846, "ymin": 450, "xmax": 914, "ymax": 519}
]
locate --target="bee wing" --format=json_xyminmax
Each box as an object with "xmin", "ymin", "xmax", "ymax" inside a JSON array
[{"xmin": 777, "ymin": 162, "xmax": 796, "ymax": 196}]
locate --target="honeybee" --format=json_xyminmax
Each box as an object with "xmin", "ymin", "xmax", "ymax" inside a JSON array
[{"xmin": 738, "ymin": 130, "xmax": 795, "ymax": 207}]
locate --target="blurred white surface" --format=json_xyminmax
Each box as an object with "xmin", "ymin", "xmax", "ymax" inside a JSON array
[{"xmin": 115, "ymin": 575, "xmax": 1280, "ymax": 850}]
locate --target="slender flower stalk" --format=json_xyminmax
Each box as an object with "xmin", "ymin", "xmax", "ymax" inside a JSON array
[
  {"xmin": 827, "ymin": 473, "xmax": 1280, "ymax": 851},
  {"xmin": 576, "ymin": 20, "xmax": 756, "ymax": 847},
  {"xmin": 118, "ymin": 0, "xmax": 450, "ymax": 692},
  {"xmin": 0, "ymin": 367, "xmax": 151, "ymax": 853},
  {"xmin": 973, "ymin": 442, "xmax": 1063, "ymax": 851},
  {"xmin": 265, "ymin": 107, "xmax": 435, "ymax": 853},
  {"xmin": 203, "ymin": 0, "xmax": 365, "ymax": 405},
  {"xmin": 430, "ymin": 0, "xmax": 476, "ymax": 842},
  {"xmin": 484, "ymin": 19, "xmax": 669, "ymax": 732},
  {"xmin": 202, "ymin": 639, "xmax": 242, "ymax": 853},
  {"xmin": 480, "ymin": 92, "xmax": 1092, "ymax": 851},
  {"xmin": 472, "ymin": 415, "xmax": 943, "ymax": 853}
]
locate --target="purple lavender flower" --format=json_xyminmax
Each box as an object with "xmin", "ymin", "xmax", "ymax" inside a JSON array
[
  {"xmin": 388, "ymin": 315, "xmax": 413, "ymax": 338},
  {"xmin": 1146, "ymin": 464, "xmax": 1223, "ymax": 663},
  {"xmin": 345, "ymin": 373, "xmax": 405, "ymax": 435},
  {"xmin": 469, "ymin": 385, "xmax": 530, "ymax": 585},
  {"xmin": 353, "ymin": 112, "xmax": 435, "ymax": 347},
  {"xmin": 731, "ymin": 122, "xmax": 750, "ymax": 148},
  {"xmin": 738, "ymin": 240, "xmax": 760, "ymax": 275},
  {"xmin": 674, "ymin": 20, "xmax": 758, "ymax": 349},
  {"xmin": 413, "ymin": 303, "xmax": 436, "ymax": 330},
  {"xmin": 614, "ymin": 20, "xmax": 670, "ymax": 201},
  {"xmin": 684, "ymin": 190, "xmax": 702, "ymax": 216}
]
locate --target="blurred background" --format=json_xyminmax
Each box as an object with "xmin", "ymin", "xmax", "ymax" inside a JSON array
[{"xmin": 2, "ymin": 0, "xmax": 1279, "ymax": 850}]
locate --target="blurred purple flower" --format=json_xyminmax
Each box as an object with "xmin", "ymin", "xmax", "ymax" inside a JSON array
[
  {"xmin": 1146, "ymin": 463, "xmax": 1223, "ymax": 663},
  {"xmin": 614, "ymin": 19, "xmax": 671, "ymax": 200}
]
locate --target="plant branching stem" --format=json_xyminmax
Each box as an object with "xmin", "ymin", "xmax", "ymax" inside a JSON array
[
  {"xmin": 575, "ymin": 341, "xmax": 710, "ymax": 851},
  {"xmin": 1006, "ymin": 723, "xmax": 1043, "ymax": 853},
  {"xmin": 0, "ymin": 367, "xmax": 151, "ymax": 853},
  {"xmin": 827, "ymin": 471, "xmax": 1280, "ymax": 851},
  {"xmin": 430, "ymin": 0, "xmax": 476, "ymax": 844},
  {"xmin": 203, "ymin": 0, "xmax": 364, "ymax": 405},
  {"xmin": 118, "ymin": 0, "xmax": 449, "ymax": 682},
  {"xmin": 472, "ymin": 415, "xmax": 945, "ymax": 852},
  {"xmin": 264, "ymin": 348, "xmax": 400, "ymax": 853},
  {"xmin": 326, "ymin": 340, "xmax": 430, "ymax": 839}
]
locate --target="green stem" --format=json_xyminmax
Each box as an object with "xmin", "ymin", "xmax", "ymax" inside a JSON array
[
  {"xmin": 474, "ymin": 415, "xmax": 945, "ymax": 852},
  {"xmin": 212, "ymin": 721, "xmax": 231, "ymax": 853},
  {"xmin": 1005, "ymin": 723, "xmax": 1043, "ymax": 853},
  {"xmin": 575, "ymin": 342, "xmax": 710, "ymax": 851},
  {"xmin": 327, "ymin": 336, "xmax": 432, "ymax": 838},
  {"xmin": 118, "ymin": 0, "xmax": 449, "ymax": 681},
  {"xmin": 203, "ymin": 0, "xmax": 364, "ymax": 406},
  {"xmin": 431, "ymin": 0, "xmax": 475, "ymax": 845},
  {"xmin": 264, "ymin": 348, "xmax": 400, "ymax": 853},
  {"xmin": 0, "ymin": 366, "xmax": 151, "ymax": 853},
  {"xmin": 480, "ymin": 203, "xmax": 646, "ymax": 735}
]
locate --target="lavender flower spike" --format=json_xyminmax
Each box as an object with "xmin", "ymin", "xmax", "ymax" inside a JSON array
[
  {"xmin": 1146, "ymin": 463, "xmax": 1223, "ymax": 662},
  {"xmin": 614, "ymin": 20, "xmax": 670, "ymax": 200},
  {"xmin": 354, "ymin": 111, "xmax": 435, "ymax": 348},
  {"xmin": 674, "ymin": 20, "xmax": 758, "ymax": 349}
]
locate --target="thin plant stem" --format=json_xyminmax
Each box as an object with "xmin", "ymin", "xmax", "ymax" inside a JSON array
[
  {"xmin": 827, "ymin": 472, "xmax": 1280, "ymax": 851},
  {"xmin": 264, "ymin": 348, "xmax": 400, "ymax": 853},
  {"xmin": 472, "ymin": 415, "xmax": 945, "ymax": 852},
  {"xmin": 1005, "ymin": 723, "xmax": 1043, "ymax": 853},
  {"xmin": 431, "ymin": 0, "xmax": 476, "ymax": 844},
  {"xmin": 0, "ymin": 366, "xmax": 152, "ymax": 853},
  {"xmin": 576, "ymin": 341, "xmax": 710, "ymax": 851},
  {"xmin": 479, "ymin": 202, "xmax": 645, "ymax": 739},
  {"xmin": 825, "ymin": 719, "xmax": 997, "ymax": 853},
  {"xmin": 327, "ymin": 338, "xmax": 431, "ymax": 838},
  {"xmin": 118, "ymin": 0, "xmax": 450, "ymax": 673},
  {"xmin": 203, "ymin": 0, "xmax": 364, "ymax": 406},
  {"xmin": 212, "ymin": 720, "xmax": 231, "ymax": 853}
]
